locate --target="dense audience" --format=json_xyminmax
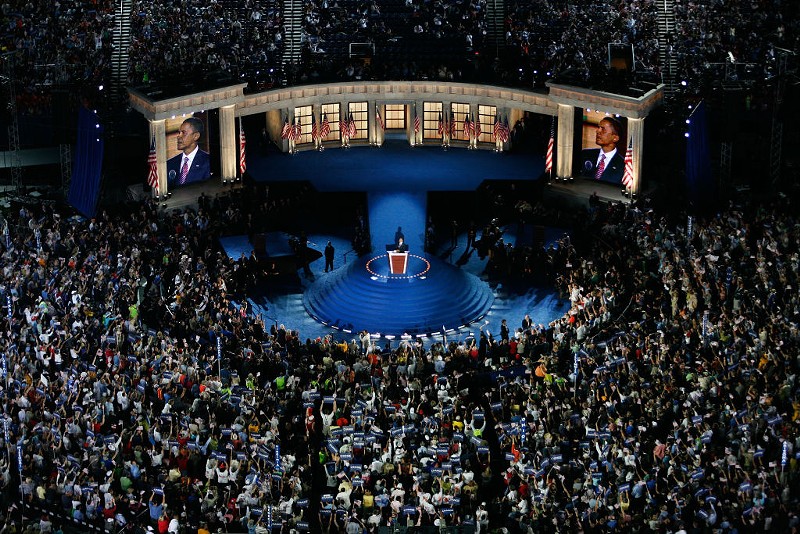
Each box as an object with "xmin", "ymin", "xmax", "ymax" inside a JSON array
[
  {"xmin": 1, "ymin": 182, "xmax": 798, "ymax": 533},
  {"xmin": 127, "ymin": 0, "xmax": 284, "ymax": 89},
  {"xmin": 671, "ymin": 0, "xmax": 799, "ymax": 96},
  {"xmin": 0, "ymin": 0, "xmax": 796, "ymax": 117},
  {"xmin": 505, "ymin": 0, "xmax": 660, "ymax": 86},
  {"xmin": 1, "ymin": 0, "xmax": 115, "ymax": 113},
  {"xmin": 297, "ymin": 0, "xmax": 489, "ymax": 83}
]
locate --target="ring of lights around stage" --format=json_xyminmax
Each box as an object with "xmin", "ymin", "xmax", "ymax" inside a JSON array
[{"xmin": 365, "ymin": 254, "xmax": 431, "ymax": 280}]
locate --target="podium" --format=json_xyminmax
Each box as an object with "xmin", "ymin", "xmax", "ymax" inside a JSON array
[{"xmin": 388, "ymin": 251, "xmax": 408, "ymax": 274}]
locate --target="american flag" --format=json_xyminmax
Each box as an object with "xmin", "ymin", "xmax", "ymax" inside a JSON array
[
  {"xmin": 493, "ymin": 114, "xmax": 501, "ymax": 140},
  {"xmin": 463, "ymin": 114, "xmax": 471, "ymax": 138},
  {"xmin": 320, "ymin": 113, "xmax": 331, "ymax": 138},
  {"xmin": 280, "ymin": 118, "xmax": 291, "ymax": 139},
  {"xmin": 449, "ymin": 112, "xmax": 457, "ymax": 138},
  {"xmin": 437, "ymin": 112, "xmax": 444, "ymax": 136},
  {"xmin": 544, "ymin": 116, "xmax": 555, "ymax": 174},
  {"xmin": 376, "ymin": 108, "xmax": 384, "ymax": 131},
  {"xmin": 147, "ymin": 136, "xmax": 159, "ymax": 188},
  {"xmin": 499, "ymin": 116, "xmax": 510, "ymax": 142},
  {"xmin": 348, "ymin": 113, "xmax": 357, "ymax": 138},
  {"xmin": 292, "ymin": 119, "xmax": 302, "ymax": 141},
  {"xmin": 239, "ymin": 118, "xmax": 246, "ymax": 174},
  {"xmin": 622, "ymin": 139, "xmax": 634, "ymax": 189},
  {"xmin": 311, "ymin": 114, "xmax": 318, "ymax": 142},
  {"xmin": 414, "ymin": 113, "xmax": 420, "ymax": 134},
  {"xmin": 474, "ymin": 114, "xmax": 481, "ymax": 139},
  {"xmin": 340, "ymin": 117, "xmax": 348, "ymax": 138}
]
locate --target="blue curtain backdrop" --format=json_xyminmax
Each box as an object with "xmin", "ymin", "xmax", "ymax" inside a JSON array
[
  {"xmin": 368, "ymin": 192, "xmax": 427, "ymax": 254},
  {"xmin": 68, "ymin": 107, "xmax": 105, "ymax": 217},
  {"xmin": 685, "ymin": 101, "xmax": 715, "ymax": 210}
]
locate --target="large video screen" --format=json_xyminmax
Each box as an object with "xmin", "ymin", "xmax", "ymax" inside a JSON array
[
  {"xmin": 575, "ymin": 110, "xmax": 628, "ymax": 185},
  {"xmin": 165, "ymin": 113, "xmax": 213, "ymax": 188}
]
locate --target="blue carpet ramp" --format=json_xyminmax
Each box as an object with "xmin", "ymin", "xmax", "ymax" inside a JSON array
[{"xmin": 303, "ymin": 253, "xmax": 494, "ymax": 336}]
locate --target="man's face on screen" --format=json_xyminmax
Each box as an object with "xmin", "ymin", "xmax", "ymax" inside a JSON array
[
  {"xmin": 176, "ymin": 122, "xmax": 200, "ymax": 153},
  {"xmin": 595, "ymin": 119, "xmax": 619, "ymax": 151}
]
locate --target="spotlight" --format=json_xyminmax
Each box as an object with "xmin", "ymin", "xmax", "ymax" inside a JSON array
[
  {"xmin": 98, "ymin": 85, "xmax": 103, "ymax": 91},
  {"xmin": 685, "ymin": 119, "xmax": 691, "ymax": 124},
  {"xmin": 681, "ymin": 80, "xmax": 687, "ymax": 86},
  {"xmin": 684, "ymin": 133, "xmax": 690, "ymax": 138}
]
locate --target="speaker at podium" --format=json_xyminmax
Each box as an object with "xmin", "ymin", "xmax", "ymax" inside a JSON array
[{"xmin": 386, "ymin": 237, "xmax": 409, "ymax": 274}]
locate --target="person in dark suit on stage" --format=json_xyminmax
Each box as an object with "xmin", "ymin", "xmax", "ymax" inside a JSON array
[
  {"xmin": 579, "ymin": 117, "xmax": 625, "ymax": 184},
  {"xmin": 395, "ymin": 236, "xmax": 409, "ymax": 252},
  {"xmin": 167, "ymin": 117, "xmax": 211, "ymax": 187},
  {"xmin": 324, "ymin": 241, "xmax": 335, "ymax": 272}
]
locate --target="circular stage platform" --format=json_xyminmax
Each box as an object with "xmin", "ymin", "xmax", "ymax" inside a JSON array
[{"xmin": 303, "ymin": 253, "xmax": 494, "ymax": 337}]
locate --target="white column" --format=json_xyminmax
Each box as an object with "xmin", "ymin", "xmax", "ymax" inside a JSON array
[
  {"xmin": 314, "ymin": 106, "xmax": 321, "ymax": 150},
  {"xmin": 149, "ymin": 119, "xmax": 167, "ymax": 196},
  {"xmin": 415, "ymin": 99, "xmax": 424, "ymax": 146},
  {"xmin": 556, "ymin": 104, "xmax": 574, "ymax": 180},
  {"xmin": 374, "ymin": 102, "xmax": 383, "ymax": 146},
  {"xmin": 219, "ymin": 105, "xmax": 237, "ymax": 182},
  {"xmin": 627, "ymin": 117, "xmax": 645, "ymax": 195},
  {"xmin": 443, "ymin": 101, "xmax": 452, "ymax": 147}
]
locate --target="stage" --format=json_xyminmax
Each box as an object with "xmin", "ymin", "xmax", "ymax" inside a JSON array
[
  {"xmin": 303, "ymin": 251, "xmax": 495, "ymax": 337},
  {"xmin": 160, "ymin": 142, "xmax": 613, "ymax": 341}
]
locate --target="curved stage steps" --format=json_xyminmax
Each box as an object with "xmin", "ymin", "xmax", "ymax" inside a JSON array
[{"xmin": 303, "ymin": 253, "xmax": 494, "ymax": 337}]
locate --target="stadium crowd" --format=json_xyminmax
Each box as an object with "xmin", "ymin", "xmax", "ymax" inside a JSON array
[
  {"xmin": 670, "ymin": 0, "xmax": 798, "ymax": 96},
  {"xmin": 0, "ymin": 185, "xmax": 798, "ymax": 533},
  {"xmin": 505, "ymin": 0, "xmax": 660, "ymax": 86},
  {"xmin": 1, "ymin": 0, "xmax": 796, "ymax": 112},
  {"xmin": 127, "ymin": 0, "xmax": 284, "ymax": 88},
  {"xmin": 297, "ymin": 0, "xmax": 489, "ymax": 83},
  {"xmin": 1, "ymin": 0, "xmax": 115, "ymax": 113}
]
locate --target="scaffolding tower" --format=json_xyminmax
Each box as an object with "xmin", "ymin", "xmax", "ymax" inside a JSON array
[
  {"xmin": 2, "ymin": 52, "xmax": 22, "ymax": 192},
  {"xmin": 770, "ymin": 48, "xmax": 794, "ymax": 187}
]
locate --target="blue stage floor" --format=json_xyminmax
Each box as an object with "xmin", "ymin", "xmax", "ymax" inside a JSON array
[
  {"xmin": 218, "ymin": 141, "xmax": 568, "ymax": 345},
  {"xmin": 247, "ymin": 139, "xmax": 543, "ymax": 191},
  {"xmin": 220, "ymin": 227, "xmax": 569, "ymax": 345}
]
